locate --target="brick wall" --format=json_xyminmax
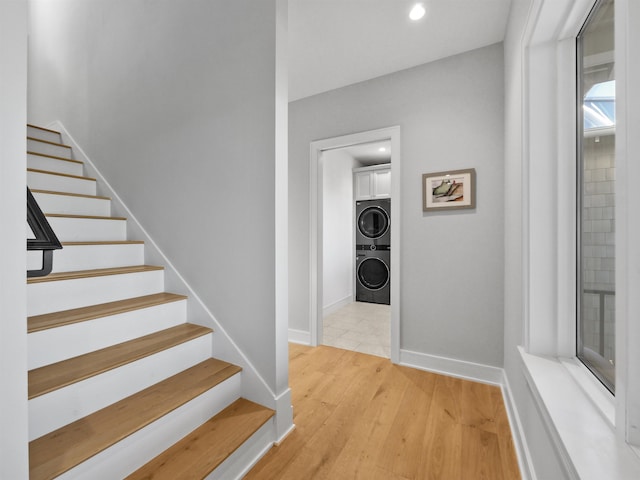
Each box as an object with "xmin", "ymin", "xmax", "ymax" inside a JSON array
[{"xmin": 582, "ymin": 133, "xmax": 615, "ymax": 362}]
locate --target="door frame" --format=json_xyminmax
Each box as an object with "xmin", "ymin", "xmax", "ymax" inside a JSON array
[{"xmin": 309, "ymin": 126, "xmax": 400, "ymax": 363}]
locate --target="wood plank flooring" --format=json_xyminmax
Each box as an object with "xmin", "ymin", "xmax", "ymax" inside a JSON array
[{"xmin": 245, "ymin": 344, "xmax": 520, "ymax": 480}]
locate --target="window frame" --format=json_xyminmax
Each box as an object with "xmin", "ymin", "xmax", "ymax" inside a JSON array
[
  {"xmin": 521, "ymin": 0, "xmax": 640, "ymax": 465},
  {"xmin": 575, "ymin": 0, "xmax": 617, "ymax": 394}
]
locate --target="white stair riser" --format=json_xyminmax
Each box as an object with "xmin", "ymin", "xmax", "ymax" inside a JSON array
[
  {"xmin": 28, "ymin": 270, "xmax": 165, "ymax": 316},
  {"xmin": 28, "ymin": 153, "xmax": 83, "ymax": 176},
  {"xmin": 28, "ymin": 299, "xmax": 187, "ymax": 369},
  {"xmin": 32, "ymin": 192, "xmax": 111, "ymax": 216},
  {"xmin": 56, "ymin": 373, "xmax": 241, "ymax": 479},
  {"xmin": 28, "ymin": 243, "xmax": 144, "ymax": 273},
  {"xmin": 28, "ymin": 170, "xmax": 96, "ymax": 196},
  {"xmin": 46, "ymin": 216, "xmax": 127, "ymax": 242},
  {"xmin": 29, "ymin": 334, "xmax": 214, "ymax": 441},
  {"xmin": 27, "ymin": 138, "xmax": 72, "ymax": 158},
  {"xmin": 27, "ymin": 126, "xmax": 61, "ymax": 143}
]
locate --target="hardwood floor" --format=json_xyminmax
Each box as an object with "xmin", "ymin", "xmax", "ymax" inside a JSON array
[{"xmin": 245, "ymin": 344, "xmax": 521, "ymax": 480}]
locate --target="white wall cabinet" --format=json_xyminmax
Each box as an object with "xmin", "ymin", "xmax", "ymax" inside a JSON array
[{"xmin": 353, "ymin": 164, "xmax": 391, "ymax": 200}]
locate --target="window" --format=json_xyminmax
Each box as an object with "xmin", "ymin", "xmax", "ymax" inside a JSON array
[{"xmin": 577, "ymin": 0, "xmax": 616, "ymax": 393}]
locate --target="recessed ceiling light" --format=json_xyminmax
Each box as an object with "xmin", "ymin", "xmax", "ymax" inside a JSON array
[
  {"xmin": 409, "ymin": 3, "xmax": 426, "ymax": 21},
  {"xmin": 378, "ymin": 147, "xmax": 387, "ymax": 152}
]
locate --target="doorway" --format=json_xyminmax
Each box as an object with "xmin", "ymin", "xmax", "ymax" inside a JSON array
[{"xmin": 309, "ymin": 126, "xmax": 400, "ymax": 363}]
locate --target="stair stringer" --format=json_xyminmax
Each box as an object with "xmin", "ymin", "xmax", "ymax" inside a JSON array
[{"xmin": 50, "ymin": 121, "xmax": 294, "ymax": 450}]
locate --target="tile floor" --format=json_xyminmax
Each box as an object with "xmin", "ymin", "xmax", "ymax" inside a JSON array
[{"xmin": 322, "ymin": 301, "xmax": 390, "ymax": 358}]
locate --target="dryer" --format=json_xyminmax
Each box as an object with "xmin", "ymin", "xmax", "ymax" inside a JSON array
[
  {"xmin": 355, "ymin": 248, "xmax": 390, "ymax": 305},
  {"xmin": 355, "ymin": 198, "xmax": 391, "ymax": 248}
]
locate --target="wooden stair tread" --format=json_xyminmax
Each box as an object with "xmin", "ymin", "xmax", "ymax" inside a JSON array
[
  {"xmin": 27, "ymin": 136, "xmax": 72, "ymax": 149},
  {"xmin": 27, "ymin": 265, "xmax": 163, "ymax": 284},
  {"xmin": 30, "ymin": 189, "xmax": 110, "ymax": 200},
  {"xmin": 28, "ymin": 292, "xmax": 187, "ymax": 333},
  {"xmin": 27, "ymin": 124, "xmax": 61, "ymax": 135},
  {"xmin": 28, "ymin": 150, "xmax": 83, "ymax": 164},
  {"xmin": 28, "ymin": 323, "xmax": 212, "ymax": 399},
  {"xmin": 29, "ymin": 358, "xmax": 242, "ymax": 480},
  {"xmin": 126, "ymin": 398, "xmax": 274, "ymax": 480},
  {"xmin": 27, "ymin": 167, "xmax": 95, "ymax": 181},
  {"xmin": 45, "ymin": 213, "xmax": 126, "ymax": 220}
]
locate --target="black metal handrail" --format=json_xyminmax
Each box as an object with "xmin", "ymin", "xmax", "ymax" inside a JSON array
[{"xmin": 27, "ymin": 187, "xmax": 62, "ymax": 277}]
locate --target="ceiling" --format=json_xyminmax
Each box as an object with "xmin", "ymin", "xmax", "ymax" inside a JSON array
[
  {"xmin": 341, "ymin": 140, "xmax": 391, "ymax": 165},
  {"xmin": 288, "ymin": 0, "xmax": 513, "ymax": 101}
]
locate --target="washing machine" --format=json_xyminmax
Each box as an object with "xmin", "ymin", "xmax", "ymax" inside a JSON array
[
  {"xmin": 355, "ymin": 248, "xmax": 390, "ymax": 305},
  {"xmin": 356, "ymin": 198, "xmax": 391, "ymax": 248}
]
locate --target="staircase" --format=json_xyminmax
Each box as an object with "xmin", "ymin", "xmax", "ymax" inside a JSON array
[{"xmin": 26, "ymin": 124, "xmax": 274, "ymax": 479}]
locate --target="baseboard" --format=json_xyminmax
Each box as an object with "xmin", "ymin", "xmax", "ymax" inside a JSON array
[
  {"xmin": 399, "ymin": 349, "xmax": 504, "ymax": 386},
  {"xmin": 273, "ymin": 387, "xmax": 293, "ymax": 443},
  {"xmin": 501, "ymin": 370, "xmax": 536, "ymax": 480},
  {"xmin": 275, "ymin": 424, "xmax": 296, "ymax": 447},
  {"xmin": 322, "ymin": 295, "xmax": 352, "ymax": 317},
  {"xmin": 288, "ymin": 328, "xmax": 311, "ymax": 345}
]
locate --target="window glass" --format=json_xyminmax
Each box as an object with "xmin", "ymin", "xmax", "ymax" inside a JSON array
[{"xmin": 578, "ymin": 0, "xmax": 615, "ymax": 392}]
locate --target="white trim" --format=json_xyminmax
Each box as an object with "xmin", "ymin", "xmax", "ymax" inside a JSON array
[
  {"xmin": 274, "ymin": 423, "xmax": 296, "ymax": 447},
  {"xmin": 273, "ymin": 387, "xmax": 294, "ymax": 445},
  {"xmin": 352, "ymin": 163, "xmax": 391, "ymax": 173},
  {"xmin": 520, "ymin": 351, "xmax": 580, "ymax": 479},
  {"xmin": 273, "ymin": 0, "xmax": 291, "ymax": 443},
  {"xmin": 616, "ymin": 0, "xmax": 640, "ymax": 447},
  {"xmin": 520, "ymin": 346, "xmax": 640, "ymax": 479},
  {"xmin": 556, "ymin": 35, "xmax": 578, "ymax": 358},
  {"xmin": 287, "ymin": 329, "xmax": 311, "ymax": 345},
  {"xmin": 501, "ymin": 372, "xmax": 536, "ymax": 480},
  {"xmin": 512, "ymin": 0, "xmax": 640, "ymax": 477},
  {"xmin": 309, "ymin": 126, "xmax": 401, "ymax": 363},
  {"xmin": 50, "ymin": 120, "xmax": 283, "ymax": 418},
  {"xmin": 398, "ymin": 349, "xmax": 503, "ymax": 386},
  {"xmin": 560, "ymin": 357, "xmax": 615, "ymax": 426},
  {"xmin": 322, "ymin": 294, "xmax": 352, "ymax": 317}
]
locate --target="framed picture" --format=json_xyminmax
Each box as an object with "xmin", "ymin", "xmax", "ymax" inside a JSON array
[{"xmin": 422, "ymin": 168, "xmax": 476, "ymax": 212}]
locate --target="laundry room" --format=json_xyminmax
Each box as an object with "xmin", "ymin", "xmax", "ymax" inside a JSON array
[{"xmin": 321, "ymin": 140, "xmax": 392, "ymax": 358}]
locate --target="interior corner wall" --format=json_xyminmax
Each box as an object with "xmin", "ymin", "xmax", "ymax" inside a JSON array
[
  {"xmin": 27, "ymin": 0, "xmax": 282, "ymax": 390},
  {"xmin": 0, "ymin": 1, "xmax": 29, "ymax": 477},
  {"xmin": 289, "ymin": 43, "xmax": 505, "ymax": 367},
  {"xmin": 322, "ymin": 149, "xmax": 355, "ymax": 311}
]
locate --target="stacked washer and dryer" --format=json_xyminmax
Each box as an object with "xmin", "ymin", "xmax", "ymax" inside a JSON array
[{"xmin": 355, "ymin": 198, "xmax": 391, "ymax": 305}]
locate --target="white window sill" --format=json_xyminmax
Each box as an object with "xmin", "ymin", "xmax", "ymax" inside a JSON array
[{"xmin": 519, "ymin": 346, "xmax": 640, "ymax": 480}]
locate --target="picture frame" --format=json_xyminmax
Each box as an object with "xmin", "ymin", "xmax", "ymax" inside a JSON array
[{"xmin": 422, "ymin": 168, "xmax": 476, "ymax": 212}]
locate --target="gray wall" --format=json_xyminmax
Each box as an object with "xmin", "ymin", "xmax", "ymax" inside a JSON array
[
  {"xmin": 28, "ymin": 0, "xmax": 284, "ymax": 391},
  {"xmin": 289, "ymin": 43, "xmax": 505, "ymax": 367},
  {"xmin": 0, "ymin": 1, "xmax": 29, "ymax": 477}
]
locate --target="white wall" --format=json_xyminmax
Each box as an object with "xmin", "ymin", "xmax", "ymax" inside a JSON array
[
  {"xmin": 28, "ymin": 0, "xmax": 287, "ymax": 394},
  {"xmin": 322, "ymin": 149, "xmax": 355, "ymax": 311},
  {"xmin": 290, "ymin": 43, "xmax": 505, "ymax": 368},
  {"xmin": 0, "ymin": 0, "xmax": 29, "ymax": 477}
]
